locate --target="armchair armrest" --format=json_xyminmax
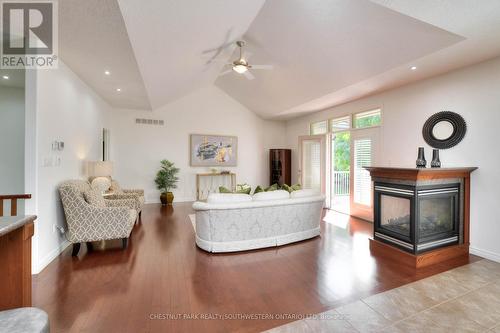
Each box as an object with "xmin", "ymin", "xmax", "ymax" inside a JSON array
[
  {"xmin": 106, "ymin": 193, "xmax": 138, "ymax": 200},
  {"xmin": 105, "ymin": 197, "xmax": 138, "ymax": 211},
  {"xmin": 105, "ymin": 194, "xmax": 143, "ymax": 212},
  {"xmin": 123, "ymin": 189, "xmax": 144, "ymax": 196}
]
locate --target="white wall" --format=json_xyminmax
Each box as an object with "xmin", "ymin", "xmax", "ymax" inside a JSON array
[
  {"xmin": 0, "ymin": 86, "xmax": 25, "ymax": 214},
  {"xmin": 30, "ymin": 61, "xmax": 111, "ymax": 273},
  {"xmin": 285, "ymin": 56, "xmax": 500, "ymax": 262},
  {"xmin": 27, "ymin": 67, "xmax": 284, "ymax": 273},
  {"xmin": 108, "ymin": 86, "xmax": 286, "ymax": 203}
]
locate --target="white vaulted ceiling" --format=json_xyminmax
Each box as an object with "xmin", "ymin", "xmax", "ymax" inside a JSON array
[
  {"xmin": 57, "ymin": 0, "xmax": 500, "ymax": 118},
  {"xmin": 59, "ymin": 0, "xmax": 151, "ymax": 109},
  {"xmin": 275, "ymin": 0, "xmax": 500, "ymax": 118},
  {"xmin": 215, "ymin": 0, "xmax": 463, "ymax": 118},
  {"xmin": 117, "ymin": 0, "xmax": 266, "ymax": 110}
]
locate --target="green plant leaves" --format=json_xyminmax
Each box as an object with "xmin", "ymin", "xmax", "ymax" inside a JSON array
[{"xmin": 155, "ymin": 159, "xmax": 180, "ymax": 193}]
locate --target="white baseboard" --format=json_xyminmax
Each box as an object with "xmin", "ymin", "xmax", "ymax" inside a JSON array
[
  {"xmin": 33, "ymin": 239, "xmax": 71, "ymax": 275},
  {"xmin": 470, "ymin": 246, "xmax": 500, "ymax": 263}
]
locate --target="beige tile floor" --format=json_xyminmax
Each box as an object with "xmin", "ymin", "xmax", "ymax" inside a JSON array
[{"xmin": 263, "ymin": 259, "xmax": 500, "ymax": 333}]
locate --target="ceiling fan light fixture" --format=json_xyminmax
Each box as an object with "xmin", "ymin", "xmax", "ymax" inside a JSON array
[{"xmin": 232, "ymin": 64, "xmax": 248, "ymax": 74}]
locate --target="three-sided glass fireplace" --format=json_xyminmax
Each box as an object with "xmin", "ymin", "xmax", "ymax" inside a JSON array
[{"xmin": 374, "ymin": 182, "xmax": 460, "ymax": 254}]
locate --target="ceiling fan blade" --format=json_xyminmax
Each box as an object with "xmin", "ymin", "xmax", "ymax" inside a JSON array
[
  {"xmin": 202, "ymin": 41, "xmax": 236, "ymax": 55},
  {"xmin": 202, "ymin": 30, "xmax": 239, "ymax": 65},
  {"xmin": 206, "ymin": 59, "xmax": 233, "ymax": 65},
  {"xmin": 251, "ymin": 65, "xmax": 273, "ymax": 70},
  {"xmin": 204, "ymin": 47, "xmax": 236, "ymax": 66},
  {"xmin": 202, "ymin": 28, "xmax": 237, "ymax": 54},
  {"xmin": 243, "ymin": 71, "xmax": 255, "ymax": 80},
  {"xmin": 219, "ymin": 70, "xmax": 233, "ymax": 77}
]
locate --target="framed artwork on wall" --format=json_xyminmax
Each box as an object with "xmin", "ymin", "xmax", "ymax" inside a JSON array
[{"xmin": 190, "ymin": 134, "xmax": 238, "ymax": 167}]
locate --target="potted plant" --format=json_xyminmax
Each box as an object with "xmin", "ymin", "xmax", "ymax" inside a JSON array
[{"xmin": 154, "ymin": 160, "xmax": 180, "ymax": 205}]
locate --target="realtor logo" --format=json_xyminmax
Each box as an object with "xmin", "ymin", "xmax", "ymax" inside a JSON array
[{"xmin": 1, "ymin": 0, "xmax": 58, "ymax": 68}]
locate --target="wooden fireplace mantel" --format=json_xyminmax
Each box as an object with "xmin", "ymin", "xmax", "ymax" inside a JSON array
[
  {"xmin": 364, "ymin": 167, "xmax": 478, "ymax": 181},
  {"xmin": 366, "ymin": 166, "xmax": 477, "ymax": 268}
]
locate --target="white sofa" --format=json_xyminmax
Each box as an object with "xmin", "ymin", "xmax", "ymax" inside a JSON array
[{"xmin": 192, "ymin": 190, "xmax": 325, "ymax": 253}]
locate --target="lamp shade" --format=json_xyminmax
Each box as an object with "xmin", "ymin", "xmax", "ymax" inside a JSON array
[{"xmin": 88, "ymin": 161, "xmax": 113, "ymax": 177}]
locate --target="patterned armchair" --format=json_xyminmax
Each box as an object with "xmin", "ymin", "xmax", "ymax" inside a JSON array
[
  {"xmin": 59, "ymin": 180, "xmax": 137, "ymax": 256},
  {"xmin": 107, "ymin": 180, "xmax": 145, "ymax": 218}
]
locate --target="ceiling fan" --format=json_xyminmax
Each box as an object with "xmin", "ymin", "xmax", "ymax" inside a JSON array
[{"xmin": 218, "ymin": 41, "xmax": 273, "ymax": 80}]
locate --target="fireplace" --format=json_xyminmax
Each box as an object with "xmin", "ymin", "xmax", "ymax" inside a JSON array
[
  {"xmin": 374, "ymin": 182, "xmax": 460, "ymax": 254},
  {"xmin": 366, "ymin": 167, "xmax": 476, "ymax": 268}
]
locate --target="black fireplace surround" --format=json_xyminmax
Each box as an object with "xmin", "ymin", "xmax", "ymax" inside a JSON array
[{"xmin": 374, "ymin": 182, "xmax": 460, "ymax": 254}]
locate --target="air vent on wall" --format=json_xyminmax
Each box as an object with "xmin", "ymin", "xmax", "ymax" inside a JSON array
[{"xmin": 135, "ymin": 118, "xmax": 164, "ymax": 126}]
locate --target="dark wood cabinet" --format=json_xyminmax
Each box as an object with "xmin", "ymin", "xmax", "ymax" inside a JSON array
[{"xmin": 269, "ymin": 149, "xmax": 291, "ymax": 186}]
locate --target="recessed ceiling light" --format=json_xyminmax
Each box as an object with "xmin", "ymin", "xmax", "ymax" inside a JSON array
[
  {"xmin": 411, "ymin": 66, "xmax": 417, "ymax": 71},
  {"xmin": 104, "ymin": 70, "xmax": 110, "ymax": 75},
  {"xmin": 2, "ymin": 75, "xmax": 9, "ymax": 80},
  {"xmin": 116, "ymin": 88, "xmax": 121, "ymax": 92}
]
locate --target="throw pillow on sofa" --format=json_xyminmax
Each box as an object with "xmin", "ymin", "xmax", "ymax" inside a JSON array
[
  {"xmin": 207, "ymin": 193, "xmax": 253, "ymax": 204},
  {"xmin": 90, "ymin": 176, "xmax": 112, "ymax": 194},
  {"xmin": 265, "ymin": 183, "xmax": 279, "ymax": 192},
  {"xmin": 219, "ymin": 186, "xmax": 232, "ymax": 193},
  {"xmin": 236, "ymin": 183, "xmax": 251, "ymax": 194},
  {"xmin": 83, "ymin": 189, "xmax": 106, "ymax": 208},
  {"xmin": 281, "ymin": 183, "xmax": 302, "ymax": 193},
  {"xmin": 253, "ymin": 186, "xmax": 264, "ymax": 194},
  {"xmin": 253, "ymin": 189, "xmax": 290, "ymax": 201},
  {"xmin": 219, "ymin": 185, "xmax": 252, "ymax": 194}
]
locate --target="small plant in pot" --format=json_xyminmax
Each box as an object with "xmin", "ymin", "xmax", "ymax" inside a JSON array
[{"xmin": 154, "ymin": 160, "xmax": 180, "ymax": 205}]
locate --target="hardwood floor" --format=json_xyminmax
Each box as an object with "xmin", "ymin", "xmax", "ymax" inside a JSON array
[{"xmin": 33, "ymin": 203, "xmax": 479, "ymax": 333}]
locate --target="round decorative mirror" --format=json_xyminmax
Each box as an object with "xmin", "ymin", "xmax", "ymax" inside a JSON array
[
  {"xmin": 423, "ymin": 111, "xmax": 466, "ymax": 149},
  {"xmin": 432, "ymin": 120, "xmax": 454, "ymax": 140}
]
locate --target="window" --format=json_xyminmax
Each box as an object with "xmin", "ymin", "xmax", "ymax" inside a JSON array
[
  {"xmin": 309, "ymin": 109, "xmax": 382, "ymax": 134},
  {"xmin": 330, "ymin": 116, "xmax": 350, "ymax": 132},
  {"xmin": 354, "ymin": 109, "xmax": 381, "ymax": 128},
  {"xmin": 310, "ymin": 120, "xmax": 328, "ymax": 135}
]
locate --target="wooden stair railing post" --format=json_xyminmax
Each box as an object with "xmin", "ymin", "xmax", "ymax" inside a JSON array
[
  {"xmin": 0, "ymin": 194, "xmax": 31, "ymax": 217},
  {"xmin": 11, "ymin": 198, "xmax": 17, "ymax": 216}
]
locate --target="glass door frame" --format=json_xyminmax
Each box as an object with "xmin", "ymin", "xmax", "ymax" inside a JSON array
[
  {"xmin": 330, "ymin": 130, "xmax": 351, "ymax": 214},
  {"xmin": 349, "ymin": 127, "xmax": 380, "ymax": 221},
  {"xmin": 298, "ymin": 135, "xmax": 328, "ymax": 204}
]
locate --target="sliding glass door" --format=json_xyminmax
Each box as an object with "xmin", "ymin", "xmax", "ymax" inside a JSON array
[
  {"xmin": 350, "ymin": 127, "xmax": 379, "ymax": 221},
  {"xmin": 331, "ymin": 131, "xmax": 351, "ymax": 214}
]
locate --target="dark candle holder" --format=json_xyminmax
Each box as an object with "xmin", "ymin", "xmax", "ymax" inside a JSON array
[
  {"xmin": 416, "ymin": 147, "xmax": 427, "ymax": 168},
  {"xmin": 431, "ymin": 149, "xmax": 441, "ymax": 168}
]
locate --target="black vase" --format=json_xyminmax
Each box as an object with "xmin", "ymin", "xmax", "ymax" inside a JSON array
[
  {"xmin": 431, "ymin": 149, "xmax": 441, "ymax": 168},
  {"xmin": 416, "ymin": 147, "xmax": 427, "ymax": 168}
]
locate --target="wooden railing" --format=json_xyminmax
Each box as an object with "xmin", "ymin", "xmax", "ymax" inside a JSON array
[{"xmin": 0, "ymin": 194, "xmax": 31, "ymax": 217}]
